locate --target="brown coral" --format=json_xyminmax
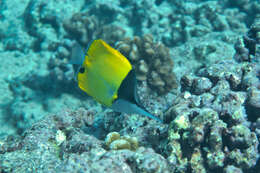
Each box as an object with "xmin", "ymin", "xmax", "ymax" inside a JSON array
[
  {"xmin": 63, "ymin": 12, "xmax": 125, "ymax": 47},
  {"xmin": 116, "ymin": 34, "xmax": 177, "ymax": 95},
  {"xmin": 63, "ymin": 13, "xmax": 98, "ymax": 45},
  {"xmin": 234, "ymin": 15, "xmax": 260, "ymax": 62}
]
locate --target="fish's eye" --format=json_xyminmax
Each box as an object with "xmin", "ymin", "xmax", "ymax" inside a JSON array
[{"xmin": 79, "ymin": 67, "xmax": 85, "ymax": 73}]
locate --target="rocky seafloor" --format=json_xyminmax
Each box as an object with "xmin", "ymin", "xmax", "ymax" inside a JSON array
[{"xmin": 0, "ymin": 0, "xmax": 260, "ymax": 172}]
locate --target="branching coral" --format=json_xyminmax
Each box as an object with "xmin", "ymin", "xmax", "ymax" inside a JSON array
[
  {"xmin": 116, "ymin": 34, "xmax": 178, "ymax": 95},
  {"xmin": 63, "ymin": 11, "xmax": 125, "ymax": 47}
]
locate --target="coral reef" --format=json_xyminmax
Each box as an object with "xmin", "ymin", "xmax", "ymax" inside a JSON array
[
  {"xmin": 164, "ymin": 22, "xmax": 260, "ymax": 170},
  {"xmin": 0, "ymin": 0, "xmax": 260, "ymax": 172},
  {"xmin": 63, "ymin": 11, "xmax": 126, "ymax": 46},
  {"xmin": 234, "ymin": 16, "xmax": 260, "ymax": 62},
  {"xmin": 162, "ymin": 0, "xmax": 248, "ymax": 46},
  {"xmin": 0, "ymin": 109, "xmax": 169, "ymax": 173},
  {"xmin": 116, "ymin": 34, "xmax": 178, "ymax": 95},
  {"xmin": 233, "ymin": 17, "xmax": 260, "ymax": 123}
]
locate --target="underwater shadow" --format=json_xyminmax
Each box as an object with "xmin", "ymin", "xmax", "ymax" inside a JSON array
[
  {"xmin": 21, "ymin": 73, "xmax": 88, "ymax": 101},
  {"xmin": 0, "ymin": 73, "xmax": 91, "ymax": 135}
]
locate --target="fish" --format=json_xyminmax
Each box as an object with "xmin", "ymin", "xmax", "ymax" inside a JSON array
[{"xmin": 71, "ymin": 39, "xmax": 162, "ymax": 123}]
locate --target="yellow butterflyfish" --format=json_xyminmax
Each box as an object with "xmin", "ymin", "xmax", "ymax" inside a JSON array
[{"xmin": 71, "ymin": 39, "xmax": 162, "ymax": 123}]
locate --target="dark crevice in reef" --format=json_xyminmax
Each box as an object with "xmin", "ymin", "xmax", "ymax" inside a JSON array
[
  {"xmin": 155, "ymin": 0, "xmax": 164, "ymax": 6},
  {"xmin": 179, "ymin": 131, "xmax": 193, "ymax": 160},
  {"xmin": 23, "ymin": 0, "xmax": 44, "ymax": 52},
  {"xmin": 245, "ymin": 101, "xmax": 260, "ymax": 122},
  {"xmin": 200, "ymin": 127, "xmax": 224, "ymax": 173},
  {"xmin": 38, "ymin": 3, "xmax": 60, "ymax": 33},
  {"xmin": 251, "ymin": 157, "xmax": 260, "ymax": 173},
  {"xmin": 129, "ymin": 4, "xmax": 143, "ymax": 36},
  {"xmin": 88, "ymin": 4, "xmax": 117, "ymax": 24}
]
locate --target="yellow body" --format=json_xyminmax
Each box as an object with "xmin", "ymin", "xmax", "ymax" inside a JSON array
[{"xmin": 77, "ymin": 39, "xmax": 132, "ymax": 107}]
